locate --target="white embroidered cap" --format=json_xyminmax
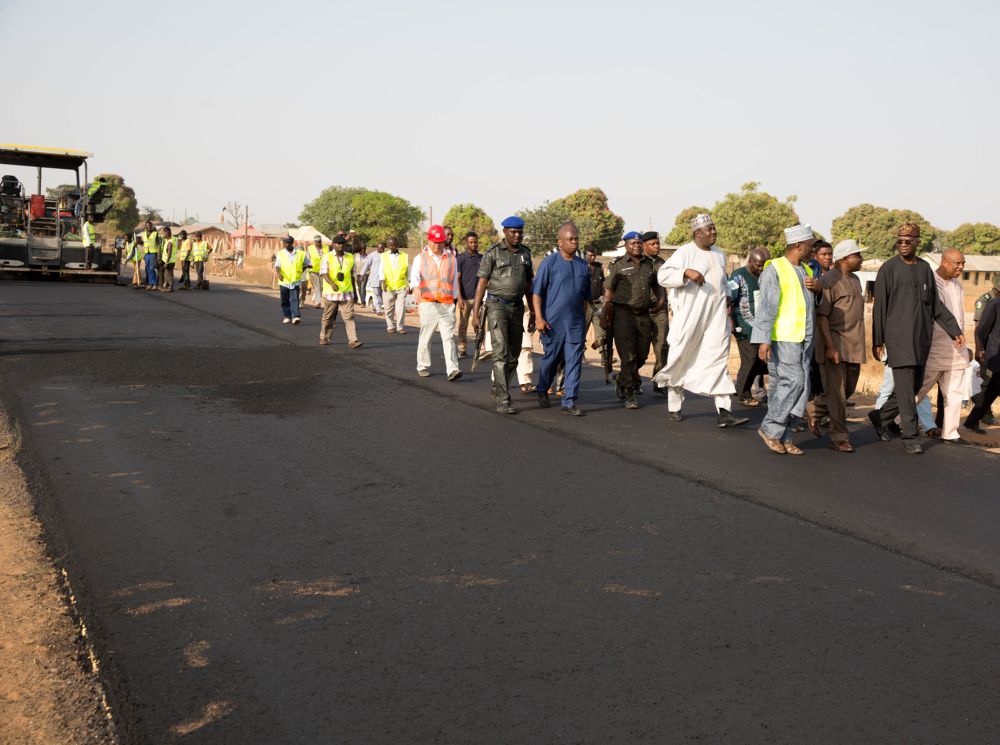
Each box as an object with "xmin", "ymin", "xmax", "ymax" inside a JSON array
[
  {"xmin": 784, "ymin": 223, "xmax": 815, "ymax": 245},
  {"xmin": 690, "ymin": 213, "xmax": 714, "ymax": 231}
]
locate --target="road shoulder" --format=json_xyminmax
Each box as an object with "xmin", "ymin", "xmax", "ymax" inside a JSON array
[{"xmin": 0, "ymin": 406, "xmax": 115, "ymax": 745}]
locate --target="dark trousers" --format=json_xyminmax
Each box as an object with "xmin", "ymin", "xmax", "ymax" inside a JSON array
[
  {"xmin": 162, "ymin": 263, "xmax": 175, "ymax": 290},
  {"xmin": 967, "ymin": 372, "xmax": 1000, "ymax": 427},
  {"xmin": 486, "ymin": 300, "xmax": 524, "ymax": 405},
  {"xmin": 650, "ymin": 308, "xmax": 670, "ymax": 379},
  {"xmin": 612, "ymin": 307, "xmax": 653, "ymax": 395},
  {"xmin": 84, "ymin": 245, "xmax": 95, "ymax": 268},
  {"xmin": 735, "ymin": 337, "xmax": 768, "ymax": 398},
  {"xmin": 194, "ymin": 261, "xmax": 206, "ymax": 288},
  {"xmin": 878, "ymin": 365, "xmax": 923, "ymax": 440},
  {"xmin": 280, "ymin": 285, "xmax": 301, "ymax": 319},
  {"xmin": 180, "ymin": 260, "xmax": 191, "ymax": 287},
  {"xmin": 809, "ymin": 361, "xmax": 860, "ymax": 443}
]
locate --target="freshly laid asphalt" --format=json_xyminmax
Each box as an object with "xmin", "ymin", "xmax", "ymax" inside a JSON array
[{"xmin": 2, "ymin": 277, "xmax": 1000, "ymax": 744}]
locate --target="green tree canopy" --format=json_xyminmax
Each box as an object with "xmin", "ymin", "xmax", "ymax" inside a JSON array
[
  {"xmin": 663, "ymin": 183, "xmax": 799, "ymax": 256},
  {"xmin": 944, "ymin": 222, "xmax": 1000, "ymax": 255},
  {"xmin": 299, "ymin": 186, "xmax": 423, "ymax": 246},
  {"xmin": 95, "ymin": 174, "xmax": 139, "ymax": 237},
  {"xmin": 298, "ymin": 186, "xmax": 366, "ymax": 235},
  {"xmin": 348, "ymin": 190, "xmax": 424, "ymax": 246},
  {"xmin": 831, "ymin": 204, "xmax": 937, "ymax": 258},
  {"xmin": 665, "ymin": 206, "xmax": 711, "ymax": 245},
  {"xmin": 711, "ymin": 182, "xmax": 800, "ymax": 257},
  {"xmin": 442, "ymin": 203, "xmax": 497, "ymax": 245},
  {"xmin": 517, "ymin": 187, "xmax": 624, "ymax": 255}
]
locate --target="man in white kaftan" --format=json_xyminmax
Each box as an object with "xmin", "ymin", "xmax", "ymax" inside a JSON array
[{"xmin": 652, "ymin": 213, "xmax": 749, "ymax": 428}]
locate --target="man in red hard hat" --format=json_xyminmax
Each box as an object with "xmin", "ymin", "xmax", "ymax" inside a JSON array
[{"xmin": 411, "ymin": 225, "xmax": 462, "ymax": 380}]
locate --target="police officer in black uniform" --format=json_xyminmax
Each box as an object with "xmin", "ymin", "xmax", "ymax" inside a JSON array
[
  {"xmin": 973, "ymin": 275, "xmax": 1000, "ymax": 425},
  {"xmin": 600, "ymin": 231, "xmax": 664, "ymax": 409},
  {"xmin": 642, "ymin": 231, "xmax": 670, "ymax": 396},
  {"xmin": 472, "ymin": 216, "xmax": 535, "ymax": 415}
]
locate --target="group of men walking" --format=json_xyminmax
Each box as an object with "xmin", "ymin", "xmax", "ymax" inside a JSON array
[
  {"xmin": 268, "ymin": 212, "xmax": 1000, "ymax": 454},
  {"xmin": 124, "ymin": 219, "xmax": 211, "ymax": 291}
]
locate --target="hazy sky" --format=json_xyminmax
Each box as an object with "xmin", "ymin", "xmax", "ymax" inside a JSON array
[{"xmin": 5, "ymin": 0, "xmax": 998, "ymax": 239}]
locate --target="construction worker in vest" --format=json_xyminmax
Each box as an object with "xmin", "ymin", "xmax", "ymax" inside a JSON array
[
  {"xmin": 273, "ymin": 235, "xmax": 310, "ymax": 323},
  {"xmin": 752, "ymin": 224, "xmax": 818, "ymax": 455},
  {"xmin": 190, "ymin": 231, "xmax": 211, "ymax": 289},
  {"xmin": 155, "ymin": 226, "xmax": 170, "ymax": 289},
  {"xmin": 141, "ymin": 220, "xmax": 160, "ymax": 289},
  {"xmin": 472, "ymin": 216, "xmax": 535, "ymax": 414},
  {"xmin": 129, "ymin": 234, "xmax": 144, "ymax": 287},
  {"xmin": 411, "ymin": 225, "xmax": 462, "ymax": 380},
  {"xmin": 82, "ymin": 213, "xmax": 98, "ymax": 270},
  {"xmin": 160, "ymin": 226, "xmax": 177, "ymax": 292},
  {"xmin": 378, "ymin": 236, "xmax": 410, "ymax": 333},
  {"xmin": 175, "ymin": 230, "xmax": 192, "ymax": 289},
  {"xmin": 319, "ymin": 235, "xmax": 363, "ymax": 348},
  {"xmin": 307, "ymin": 235, "xmax": 326, "ymax": 308}
]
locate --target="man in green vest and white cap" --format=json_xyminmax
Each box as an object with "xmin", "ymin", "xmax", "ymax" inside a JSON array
[
  {"xmin": 306, "ymin": 235, "xmax": 327, "ymax": 308},
  {"xmin": 273, "ymin": 235, "xmax": 311, "ymax": 324},
  {"xmin": 752, "ymin": 224, "xmax": 817, "ymax": 455}
]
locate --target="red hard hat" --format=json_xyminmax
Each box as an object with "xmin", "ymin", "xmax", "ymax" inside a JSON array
[{"xmin": 427, "ymin": 224, "xmax": 447, "ymax": 243}]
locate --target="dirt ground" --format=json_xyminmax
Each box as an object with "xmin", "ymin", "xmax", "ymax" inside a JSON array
[{"xmin": 0, "ymin": 408, "xmax": 115, "ymax": 745}]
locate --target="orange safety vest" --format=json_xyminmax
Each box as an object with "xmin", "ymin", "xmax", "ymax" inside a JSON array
[{"xmin": 418, "ymin": 250, "xmax": 456, "ymax": 303}]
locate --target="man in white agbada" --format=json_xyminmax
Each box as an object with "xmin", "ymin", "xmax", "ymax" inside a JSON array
[{"xmin": 652, "ymin": 213, "xmax": 749, "ymax": 428}]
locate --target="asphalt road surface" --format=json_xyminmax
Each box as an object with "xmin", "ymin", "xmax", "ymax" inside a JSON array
[{"xmin": 2, "ymin": 278, "xmax": 1000, "ymax": 744}]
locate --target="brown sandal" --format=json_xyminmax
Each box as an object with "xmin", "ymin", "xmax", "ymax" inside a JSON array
[
  {"xmin": 829, "ymin": 441, "xmax": 854, "ymax": 453},
  {"xmin": 782, "ymin": 441, "xmax": 804, "ymax": 455},
  {"xmin": 520, "ymin": 384, "xmax": 537, "ymax": 394}
]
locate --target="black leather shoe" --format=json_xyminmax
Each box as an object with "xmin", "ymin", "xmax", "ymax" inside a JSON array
[
  {"xmin": 868, "ymin": 410, "xmax": 890, "ymax": 441},
  {"xmin": 561, "ymin": 406, "xmax": 584, "ymax": 417},
  {"xmin": 903, "ymin": 441, "xmax": 924, "ymax": 454},
  {"xmin": 667, "ymin": 411, "xmax": 682, "ymax": 422},
  {"xmin": 943, "ymin": 437, "xmax": 973, "ymax": 446},
  {"xmin": 538, "ymin": 394, "xmax": 551, "ymax": 409},
  {"xmin": 964, "ymin": 420, "xmax": 987, "ymax": 435},
  {"xmin": 717, "ymin": 409, "xmax": 749, "ymax": 428}
]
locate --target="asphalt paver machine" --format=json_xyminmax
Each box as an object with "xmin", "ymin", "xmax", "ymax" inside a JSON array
[{"xmin": 0, "ymin": 144, "xmax": 118, "ymax": 280}]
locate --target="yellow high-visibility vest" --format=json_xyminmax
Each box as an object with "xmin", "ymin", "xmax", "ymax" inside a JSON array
[
  {"xmin": 277, "ymin": 248, "xmax": 307, "ymax": 286},
  {"xmin": 770, "ymin": 256, "xmax": 812, "ymax": 342},
  {"xmin": 82, "ymin": 221, "xmax": 96, "ymax": 247},
  {"xmin": 322, "ymin": 252, "xmax": 355, "ymax": 295},
  {"xmin": 176, "ymin": 238, "xmax": 192, "ymax": 261},
  {"xmin": 382, "ymin": 251, "xmax": 409, "ymax": 292},
  {"xmin": 143, "ymin": 230, "xmax": 160, "ymax": 254},
  {"xmin": 308, "ymin": 244, "xmax": 324, "ymax": 270},
  {"xmin": 161, "ymin": 238, "xmax": 178, "ymax": 263},
  {"xmin": 191, "ymin": 240, "xmax": 209, "ymax": 261}
]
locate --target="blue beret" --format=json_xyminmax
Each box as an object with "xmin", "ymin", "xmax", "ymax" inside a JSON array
[
  {"xmin": 501, "ymin": 216, "xmax": 525, "ymax": 229},
  {"xmin": 622, "ymin": 231, "xmax": 641, "ymax": 241}
]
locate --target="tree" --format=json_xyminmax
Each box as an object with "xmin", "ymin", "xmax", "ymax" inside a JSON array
[
  {"xmin": 138, "ymin": 205, "xmax": 162, "ymax": 223},
  {"xmin": 93, "ymin": 174, "xmax": 140, "ymax": 238},
  {"xmin": 518, "ymin": 200, "xmax": 572, "ymax": 255},
  {"xmin": 442, "ymin": 203, "xmax": 497, "ymax": 245},
  {"xmin": 222, "ymin": 201, "xmax": 248, "ymax": 231},
  {"xmin": 298, "ymin": 186, "xmax": 366, "ymax": 234},
  {"xmin": 831, "ymin": 204, "xmax": 937, "ymax": 258},
  {"xmin": 347, "ymin": 190, "xmax": 424, "ymax": 246},
  {"xmin": 710, "ymin": 182, "xmax": 800, "ymax": 257},
  {"xmin": 945, "ymin": 222, "xmax": 1000, "ymax": 255},
  {"xmin": 517, "ymin": 187, "xmax": 624, "ymax": 255},
  {"xmin": 665, "ymin": 206, "xmax": 711, "ymax": 246}
]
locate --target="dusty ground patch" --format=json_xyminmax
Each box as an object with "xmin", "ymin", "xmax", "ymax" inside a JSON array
[{"xmin": 0, "ymin": 409, "xmax": 114, "ymax": 745}]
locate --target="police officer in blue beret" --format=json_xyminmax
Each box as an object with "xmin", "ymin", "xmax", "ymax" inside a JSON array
[{"xmin": 472, "ymin": 216, "xmax": 536, "ymax": 414}]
